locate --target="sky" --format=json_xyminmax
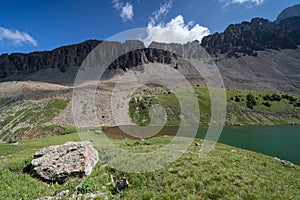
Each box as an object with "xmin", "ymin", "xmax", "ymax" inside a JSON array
[{"xmin": 0, "ymin": 0, "xmax": 299, "ymax": 54}]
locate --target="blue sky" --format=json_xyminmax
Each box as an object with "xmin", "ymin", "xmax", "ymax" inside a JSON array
[{"xmin": 0, "ymin": 0, "xmax": 299, "ymax": 54}]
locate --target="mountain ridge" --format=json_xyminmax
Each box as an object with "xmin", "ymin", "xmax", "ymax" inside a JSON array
[
  {"xmin": 201, "ymin": 17, "xmax": 300, "ymax": 57},
  {"xmin": 0, "ymin": 5, "xmax": 300, "ymax": 93}
]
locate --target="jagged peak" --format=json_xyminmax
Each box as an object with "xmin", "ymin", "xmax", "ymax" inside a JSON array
[{"xmin": 201, "ymin": 15, "xmax": 300, "ymax": 57}]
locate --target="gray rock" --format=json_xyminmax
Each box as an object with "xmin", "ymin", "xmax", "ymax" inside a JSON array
[
  {"xmin": 71, "ymin": 191, "xmax": 106, "ymax": 199},
  {"xmin": 112, "ymin": 178, "xmax": 129, "ymax": 194},
  {"xmin": 195, "ymin": 142, "xmax": 201, "ymax": 147},
  {"xmin": 36, "ymin": 190, "xmax": 69, "ymax": 200},
  {"xmin": 274, "ymin": 157, "xmax": 294, "ymax": 166},
  {"xmin": 37, "ymin": 189, "xmax": 106, "ymax": 200},
  {"xmin": 9, "ymin": 141, "xmax": 19, "ymax": 146},
  {"xmin": 31, "ymin": 141, "xmax": 99, "ymax": 183}
]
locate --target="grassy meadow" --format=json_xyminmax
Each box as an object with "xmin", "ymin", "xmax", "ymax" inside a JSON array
[
  {"xmin": 0, "ymin": 87, "xmax": 299, "ymax": 199},
  {"xmin": 0, "ymin": 132, "xmax": 300, "ymax": 199}
]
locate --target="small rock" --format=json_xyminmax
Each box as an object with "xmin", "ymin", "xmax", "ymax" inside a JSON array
[
  {"xmin": 195, "ymin": 142, "xmax": 201, "ymax": 147},
  {"xmin": 112, "ymin": 178, "xmax": 129, "ymax": 194},
  {"xmin": 10, "ymin": 141, "xmax": 19, "ymax": 146},
  {"xmin": 71, "ymin": 191, "xmax": 106, "ymax": 199},
  {"xmin": 36, "ymin": 190, "xmax": 69, "ymax": 200},
  {"xmin": 37, "ymin": 190, "xmax": 107, "ymax": 200},
  {"xmin": 231, "ymin": 149, "xmax": 237, "ymax": 153},
  {"xmin": 274, "ymin": 157, "xmax": 294, "ymax": 166},
  {"xmin": 72, "ymin": 182, "xmax": 84, "ymax": 196}
]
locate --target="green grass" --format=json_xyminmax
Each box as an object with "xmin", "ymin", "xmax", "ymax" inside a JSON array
[
  {"xmin": 0, "ymin": 133, "xmax": 299, "ymax": 199},
  {"xmin": 37, "ymin": 124, "xmax": 77, "ymax": 135},
  {"xmin": 129, "ymin": 87, "xmax": 300, "ymax": 126},
  {"xmin": 0, "ymin": 99, "xmax": 69, "ymax": 141}
]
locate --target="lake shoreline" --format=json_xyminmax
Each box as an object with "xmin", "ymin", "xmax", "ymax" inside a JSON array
[
  {"xmin": 102, "ymin": 125, "xmax": 300, "ymax": 165},
  {"xmin": 102, "ymin": 123, "xmax": 300, "ymax": 130}
]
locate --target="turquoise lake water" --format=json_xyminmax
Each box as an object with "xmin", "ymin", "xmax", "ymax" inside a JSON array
[{"xmin": 103, "ymin": 126, "xmax": 300, "ymax": 165}]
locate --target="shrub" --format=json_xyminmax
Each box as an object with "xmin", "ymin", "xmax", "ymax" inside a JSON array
[
  {"xmin": 271, "ymin": 94, "xmax": 281, "ymax": 101},
  {"xmin": 282, "ymin": 94, "xmax": 297, "ymax": 102},
  {"xmin": 246, "ymin": 93, "xmax": 257, "ymax": 109},
  {"xmin": 234, "ymin": 96, "xmax": 241, "ymax": 102},
  {"xmin": 294, "ymin": 101, "xmax": 300, "ymax": 107},
  {"xmin": 246, "ymin": 102, "xmax": 254, "ymax": 109},
  {"xmin": 263, "ymin": 94, "xmax": 272, "ymax": 101},
  {"xmin": 79, "ymin": 179, "xmax": 98, "ymax": 194},
  {"xmin": 290, "ymin": 96, "xmax": 297, "ymax": 102},
  {"xmin": 262, "ymin": 101, "xmax": 271, "ymax": 107}
]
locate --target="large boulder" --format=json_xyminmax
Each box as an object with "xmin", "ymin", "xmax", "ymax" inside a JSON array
[{"xmin": 31, "ymin": 141, "xmax": 99, "ymax": 183}]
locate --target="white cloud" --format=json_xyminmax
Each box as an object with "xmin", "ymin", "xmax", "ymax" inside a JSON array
[
  {"xmin": 149, "ymin": 0, "xmax": 173, "ymax": 26},
  {"xmin": 112, "ymin": 0, "xmax": 123, "ymax": 10},
  {"xmin": 120, "ymin": 2, "xmax": 134, "ymax": 21},
  {"xmin": 143, "ymin": 15, "xmax": 210, "ymax": 46},
  {"xmin": 219, "ymin": 0, "xmax": 265, "ymax": 6},
  {"xmin": 111, "ymin": 0, "xmax": 134, "ymax": 21},
  {"xmin": 0, "ymin": 27, "xmax": 37, "ymax": 47},
  {"xmin": 143, "ymin": 1, "xmax": 210, "ymax": 46}
]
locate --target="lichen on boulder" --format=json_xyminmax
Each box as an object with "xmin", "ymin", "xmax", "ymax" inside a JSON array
[{"xmin": 31, "ymin": 141, "xmax": 99, "ymax": 183}]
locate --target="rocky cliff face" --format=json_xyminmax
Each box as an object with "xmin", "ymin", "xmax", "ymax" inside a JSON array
[
  {"xmin": 277, "ymin": 4, "xmax": 300, "ymax": 22},
  {"xmin": 104, "ymin": 41, "xmax": 206, "ymax": 79},
  {"xmin": 1, "ymin": 40, "xmax": 206, "ymax": 89},
  {"xmin": 201, "ymin": 17, "xmax": 300, "ymax": 57},
  {"xmin": 0, "ymin": 40, "xmax": 101, "ymax": 79}
]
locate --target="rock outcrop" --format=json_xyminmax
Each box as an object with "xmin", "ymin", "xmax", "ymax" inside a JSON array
[
  {"xmin": 0, "ymin": 40, "xmax": 101, "ymax": 79},
  {"xmin": 277, "ymin": 4, "xmax": 300, "ymax": 22},
  {"xmin": 201, "ymin": 17, "xmax": 300, "ymax": 57},
  {"xmin": 31, "ymin": 141, "xmax": 99, "ymax": 183}
]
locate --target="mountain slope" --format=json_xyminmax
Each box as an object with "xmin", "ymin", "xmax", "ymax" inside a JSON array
[{"xmin": 0, "ymin": 6, "xmax": 300, "ymax": 93}]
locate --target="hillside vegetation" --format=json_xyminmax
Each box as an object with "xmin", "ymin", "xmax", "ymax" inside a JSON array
[
  {"xmin": 129, "ymin": 87, "xmax": 300, "ymax": 126},
  {"xmin": 0, "ymin": 98, "xmax": 72, "ymax": 142},
  {"xmin": 0, "ymin": 86, "xmax": 299, "ymax": 143}
]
